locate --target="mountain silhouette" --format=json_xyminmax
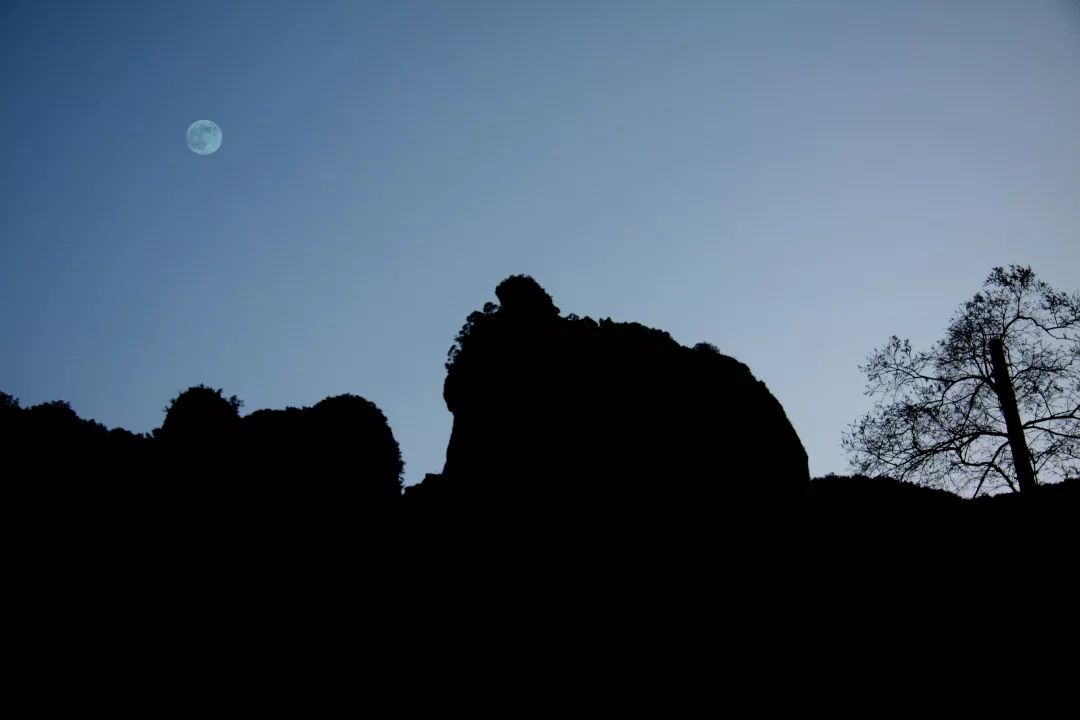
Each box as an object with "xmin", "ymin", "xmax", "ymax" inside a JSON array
[{"xmin": 8, "ymin": 276, "xmax": 1080, "ymax": 718}]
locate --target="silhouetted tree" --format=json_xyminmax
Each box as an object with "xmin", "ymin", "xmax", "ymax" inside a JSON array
[
  {"xmin": 159, "ymin": 383, "xmax": 242, "ymax": 434},
  {"xmin": 843, "ymin": 266, "xmax": 1080, "ymax": 497}
]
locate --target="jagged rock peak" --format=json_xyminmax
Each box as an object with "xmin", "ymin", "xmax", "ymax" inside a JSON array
[{"xmin": 493, "ymin": 274, "xmax": 560, "ymax": 317}]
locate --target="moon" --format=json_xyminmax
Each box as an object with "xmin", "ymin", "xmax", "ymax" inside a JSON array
[{"xmin": 186, "ymin": 120, "xmax": 222, "ymax": 155}]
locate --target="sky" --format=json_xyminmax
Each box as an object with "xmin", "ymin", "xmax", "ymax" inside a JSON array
[{"xmin": 2, "ymin": 0, "xmax": 1079, "ymax": 485}]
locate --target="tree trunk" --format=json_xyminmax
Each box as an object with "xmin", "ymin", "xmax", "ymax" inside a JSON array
[{"xmin": 989, "ymin": 338, "xmax": 1038, "ymax": 492}]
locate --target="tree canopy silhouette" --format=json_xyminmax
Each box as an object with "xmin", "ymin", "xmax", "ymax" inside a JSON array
[
  {"xmin": 158, "ymin": 383, "xmax": 243, "ymax": 445},
  {"xmin": 843, "ymin": 265, "xmax": 1080, "ymax": 497}
]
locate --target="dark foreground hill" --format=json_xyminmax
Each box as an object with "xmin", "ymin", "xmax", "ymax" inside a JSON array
[
  {"xmin": 8, "ymin": 275, "xmax": 1080, "ymax": 718},
  {"xmin": 794, "ymin": 473, "xmax": 1080, "ymax": 717},
  {"xmin": 8, "ymin": 388, "xmax": 403, "ymax": 719}
]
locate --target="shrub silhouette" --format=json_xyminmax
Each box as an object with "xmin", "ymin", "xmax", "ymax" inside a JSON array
[{"xmin": 158, "ymin": 383, "xmax": 242, "ymax": 442}]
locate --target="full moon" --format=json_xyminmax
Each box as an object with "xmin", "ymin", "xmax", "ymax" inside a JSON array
[{"xmin": 186, "ymin": 120, "xmax": 222, "ymax": 155}]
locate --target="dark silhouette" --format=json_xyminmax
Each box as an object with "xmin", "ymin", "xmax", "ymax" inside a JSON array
[
  {"xmin": 13, "ymin": 398, "xmax": 172, "ymax": 718},
  {"xmin": 437, "ymin": 274, "xmax": 808, "ymax": 718},
  {"xmin": 10, "ymin": 273, "xmax": 1080, "ymax": 718},
  {"xmin": 844, "ymin": 265, "xmax": 1080, "ymax": 497},
  {"xmin": 798, "ymin": 472, "xmax": 1080, "ymax": 717},
  {"xmin": 988, "ymin": 337, "xmax": 1039, "ymax": 492},
  {"xmin": 12, "ymin": 386, "xmax": 403, "ymax": 719},
  {"xmin": 307, "ymin": 394, "xmax": 403, "ymax": 719},
  {"xmin": 401, "ymin": 473, "xmax": 447, "ymax": 719},
  {"xmin": 168, "ymin": 388, "xmax": 404, "ymax": 718}
]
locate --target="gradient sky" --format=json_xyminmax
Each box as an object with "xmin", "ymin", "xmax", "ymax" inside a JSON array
[{"xmin": 2, "ymin": 0, "xmax": 1079, "ymax": 485}]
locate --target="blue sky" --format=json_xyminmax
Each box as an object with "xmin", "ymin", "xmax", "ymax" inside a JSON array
[{"xmin": 2, "ymin": 0, "xmax": 1079, "ymax": 484}]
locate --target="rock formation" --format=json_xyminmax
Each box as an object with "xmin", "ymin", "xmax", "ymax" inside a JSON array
[{"xmin": 436, "ymin": 274, "xmax": 809, "ymax": 717}]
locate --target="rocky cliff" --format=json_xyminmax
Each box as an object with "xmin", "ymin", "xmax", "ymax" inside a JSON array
[{"xmin": 433, "ymin": 275, "xmax": 809, "ymax": 717}]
